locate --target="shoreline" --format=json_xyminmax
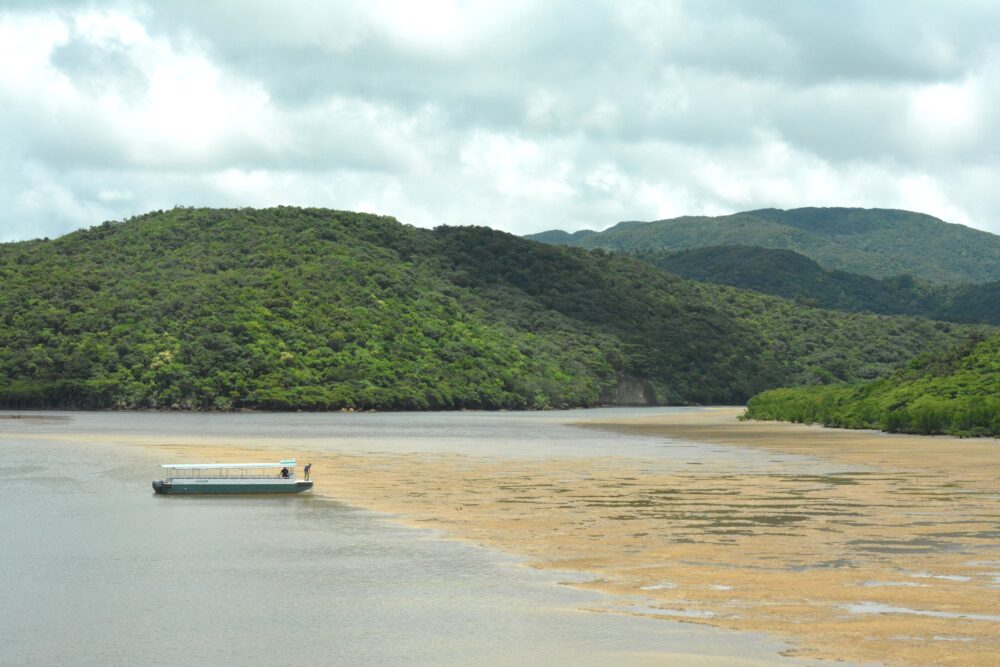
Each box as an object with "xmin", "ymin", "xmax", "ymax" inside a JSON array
[
  {"xmin": 0, "ymin": 403, "xmax": 707, "ymax": 414},
  {"xmin": 580, "ymin": 407, "xmax": 999, "ymax": 488},
  {"xmin": 5, "ymin": 402, "xmax": 998, "ymax": 443}
]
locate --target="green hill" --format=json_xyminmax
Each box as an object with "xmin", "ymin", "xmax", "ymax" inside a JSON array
[
  {"xmin": 637, "ymin": 246, "xmax": 1000, "ymax": 325},
  {"xmin": 0, "ymin": 207, "xmax": 987, "ymax": 410},
  {"xmin": 526, "ymin": 207, "xmax": 1000, "ymax": 284},
  {"xmin": 745, "ymin": 334, "xmax": 1000, "ymax": 437},
  {"xmin": 520, "ymin": 229, "xmax": 598, "ymax": 245}
]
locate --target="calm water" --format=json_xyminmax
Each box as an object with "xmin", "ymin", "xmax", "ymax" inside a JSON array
[
  {"xmin": 0, "ymin": 410, "xmax": 834, "ymax": 666},
  {"xmin": 2, "ymin": 407, "xmax": 851, "ymax": 469}
]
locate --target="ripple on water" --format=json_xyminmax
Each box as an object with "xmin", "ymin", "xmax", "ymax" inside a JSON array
[
  {"xmin": 620, "ymin": 604, "xmax": 716, "ymax": 619},
  {"xmin": 889, "ymin": 635, "xmax": 976, "ymax": 643},
  {"xmin": 848, "ymin": 538, "xmax": 961, "ymax": 555},
  {"xmin": 639, "ymin": 582, "xmax": 677, "ymax": 590},
  {"xmin": 861, "ymin": 581, "xmax": 929, "ymax": 588},
  {"xmin": 846, "ymin": 602, "xmax": 1000, "ymax": 622},
  {"xmin": 907, "ymin": 571, "xmax": 972, "ymax": 582}
]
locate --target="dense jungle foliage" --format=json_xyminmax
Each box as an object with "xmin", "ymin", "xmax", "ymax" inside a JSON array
[
  {"xmin": 0, "ymin": 207, "xmax": 988, "ymax": 410},
  {"xmin": 527, "ymin": 207, "xmax": 1000, "ymax": 284},
  {"xmin": 637, "ymin": 246, "xmax": 1000, "ymax": 325},
  {"xmin": 745, "ymin": 334, "xmax": 1000, "ymax": 437}
]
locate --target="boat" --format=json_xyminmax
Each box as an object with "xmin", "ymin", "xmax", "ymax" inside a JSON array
[{"xmin": 152, "ymin": 459, "xmax": 314, "ymax": 494}]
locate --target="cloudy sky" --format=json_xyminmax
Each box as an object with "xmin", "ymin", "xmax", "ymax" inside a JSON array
[{"xmin": 3, "ymin": 0, "xmax": 1000, "ymax": 242}]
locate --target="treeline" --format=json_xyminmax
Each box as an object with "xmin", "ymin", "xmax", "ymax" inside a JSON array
[
  {"xmin": 0, "ymin": 207, "xmax": 989, "ymax": 411},
  {"xmin": 745, "ymin": 334, "xmax": 1000, "ymax": 437},
  {"xmin": 635, "ymin": 246, "xmax": 1000, "ymax": 325}
]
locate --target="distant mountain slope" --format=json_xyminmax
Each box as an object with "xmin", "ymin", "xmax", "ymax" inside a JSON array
[
  {"xmin": 526, "ymin": 207, "xmax": 1000, "ymax": 284},
  {"xmin": 522, "ymin": 229, "xmax": 598, "ymax": 245},
  {"xmin": 745, "ymin": 334, "xmax": 1000, "ymax": 436},
  {"xmin": 0, "ymin": 207, "xmax": 988, "ymax": 411},
  {"xmin": 637, "ymin": 246, "xmax": 1000, "ymax": 325}
]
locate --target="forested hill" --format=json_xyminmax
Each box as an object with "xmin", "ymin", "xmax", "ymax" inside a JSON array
[
  {"xmin": 637, "ymin": 246, "xmax": 1000, "ymax": 325},
  {"xmin": 745, "ymin": 334, "xmax": 1000, "ymax": 437},
  {"xmin": 526, "ymin": 207, "xmax": 1000, "ymax": 284},
  {"xmin": 0, "ymin": 207, "xmax": 988, "ymax": 411}
]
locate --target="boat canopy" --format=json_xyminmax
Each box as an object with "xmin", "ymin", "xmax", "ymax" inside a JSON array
[{"xmin": 160, "ymin": 459, "xmax": 296, "ymax": 470}]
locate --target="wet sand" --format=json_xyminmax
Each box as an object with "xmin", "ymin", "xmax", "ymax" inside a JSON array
[
  {"xmin": 131, "ymin": 408, "xmax": 996, "ymax": 666},
  {"xmin": 23, "ymin": 408, "xmax": 999, "ymax": 665}
]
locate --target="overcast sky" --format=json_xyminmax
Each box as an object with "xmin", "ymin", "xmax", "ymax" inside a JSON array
[{"xmin": 3, "ymin": 0, "xmax": 1000, "ymax": 242}]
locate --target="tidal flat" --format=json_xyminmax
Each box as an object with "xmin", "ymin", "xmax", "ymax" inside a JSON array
[
  {"xmin": 3, "ymin": 408, "xmax": 997, "ymax": 665},
  {"xmin": 1, "ymin": 409, "xmax": 837, "ymax": 667}
]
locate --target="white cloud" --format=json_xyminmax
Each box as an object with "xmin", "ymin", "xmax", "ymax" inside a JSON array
[
  {"xmin": 3, "ymin": 0, "xmax": 1000, "ymax": 243},
  {"xmin": 906, "ymin": 81, "xmax": 980, "ymax": 154},
  {"xmin": 460, "ymin": 132, "xmax": 575, "ymax": 201}
]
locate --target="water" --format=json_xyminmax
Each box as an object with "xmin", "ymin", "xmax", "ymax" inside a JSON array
[
  {"xmin": 0, "ymin": 410, "xmax": 832, "ymax": 665},
  {"xmin": 845, "ymin": 602, "xmax": 1000, "ymax": 623},
  {"xmin": 3, "ymin": 407, "xmax": 847, "ymax": 470}
]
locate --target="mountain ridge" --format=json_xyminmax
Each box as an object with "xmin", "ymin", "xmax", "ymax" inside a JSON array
[{"xmin": 526, "ymin": 207, "xmax": 1000, "ymax": 284}]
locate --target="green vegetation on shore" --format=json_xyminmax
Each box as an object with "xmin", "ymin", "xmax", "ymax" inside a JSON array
[
  {"xmin": 745, "ymin": 334, "xmax": 1000, "ymax": 436},
  {"xmin": 527, "ymin": 207, "xmax": 1000, "ymax": 284},
  {"xmin": 636, "ymin": 246, "xmax": 1000, "ymax": 325},
  {"xmin": 0, "ymin": 207, "xmax": 988, "ymax": 411}
]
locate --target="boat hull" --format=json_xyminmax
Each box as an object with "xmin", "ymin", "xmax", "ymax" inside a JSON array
[{"xmin": 153, "ymin": 479, "xmax": 313, "ymax": 494}]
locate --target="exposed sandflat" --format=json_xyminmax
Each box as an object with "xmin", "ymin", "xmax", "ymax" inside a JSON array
[{"xmin": 586, "ymin": 407, "xmax": 999, "ymax": 485}]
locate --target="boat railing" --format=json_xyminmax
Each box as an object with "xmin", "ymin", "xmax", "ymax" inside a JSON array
[
  {"xmin": 165, "ymin": 471, "xmax": 297, "ymax": 480},
  {"xmin": 160, "ymin": 459, "xmax": 299, "ymax": 481}
]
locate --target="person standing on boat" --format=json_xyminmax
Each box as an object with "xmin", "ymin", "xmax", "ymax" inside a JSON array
[
  {"xmin": 280, "ymin": 466, "xmax": 289, "ymax": 478},
  {"xmin": 304, "ymin": 463, "xmax": 312, "ymax": 481}
]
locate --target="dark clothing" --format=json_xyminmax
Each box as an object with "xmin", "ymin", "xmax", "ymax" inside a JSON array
[
  {"xmin": 280, "ymin": 467, "xmax": 290, "ymax": 478},
  {"xmin": 304, "ymin": 464, "xmax": 312, "ymax": 481}
]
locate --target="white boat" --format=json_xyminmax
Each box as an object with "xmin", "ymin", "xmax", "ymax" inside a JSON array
[{"xmin": 152, "ymin": 459, "xmax": 313, "ymax": 494}]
